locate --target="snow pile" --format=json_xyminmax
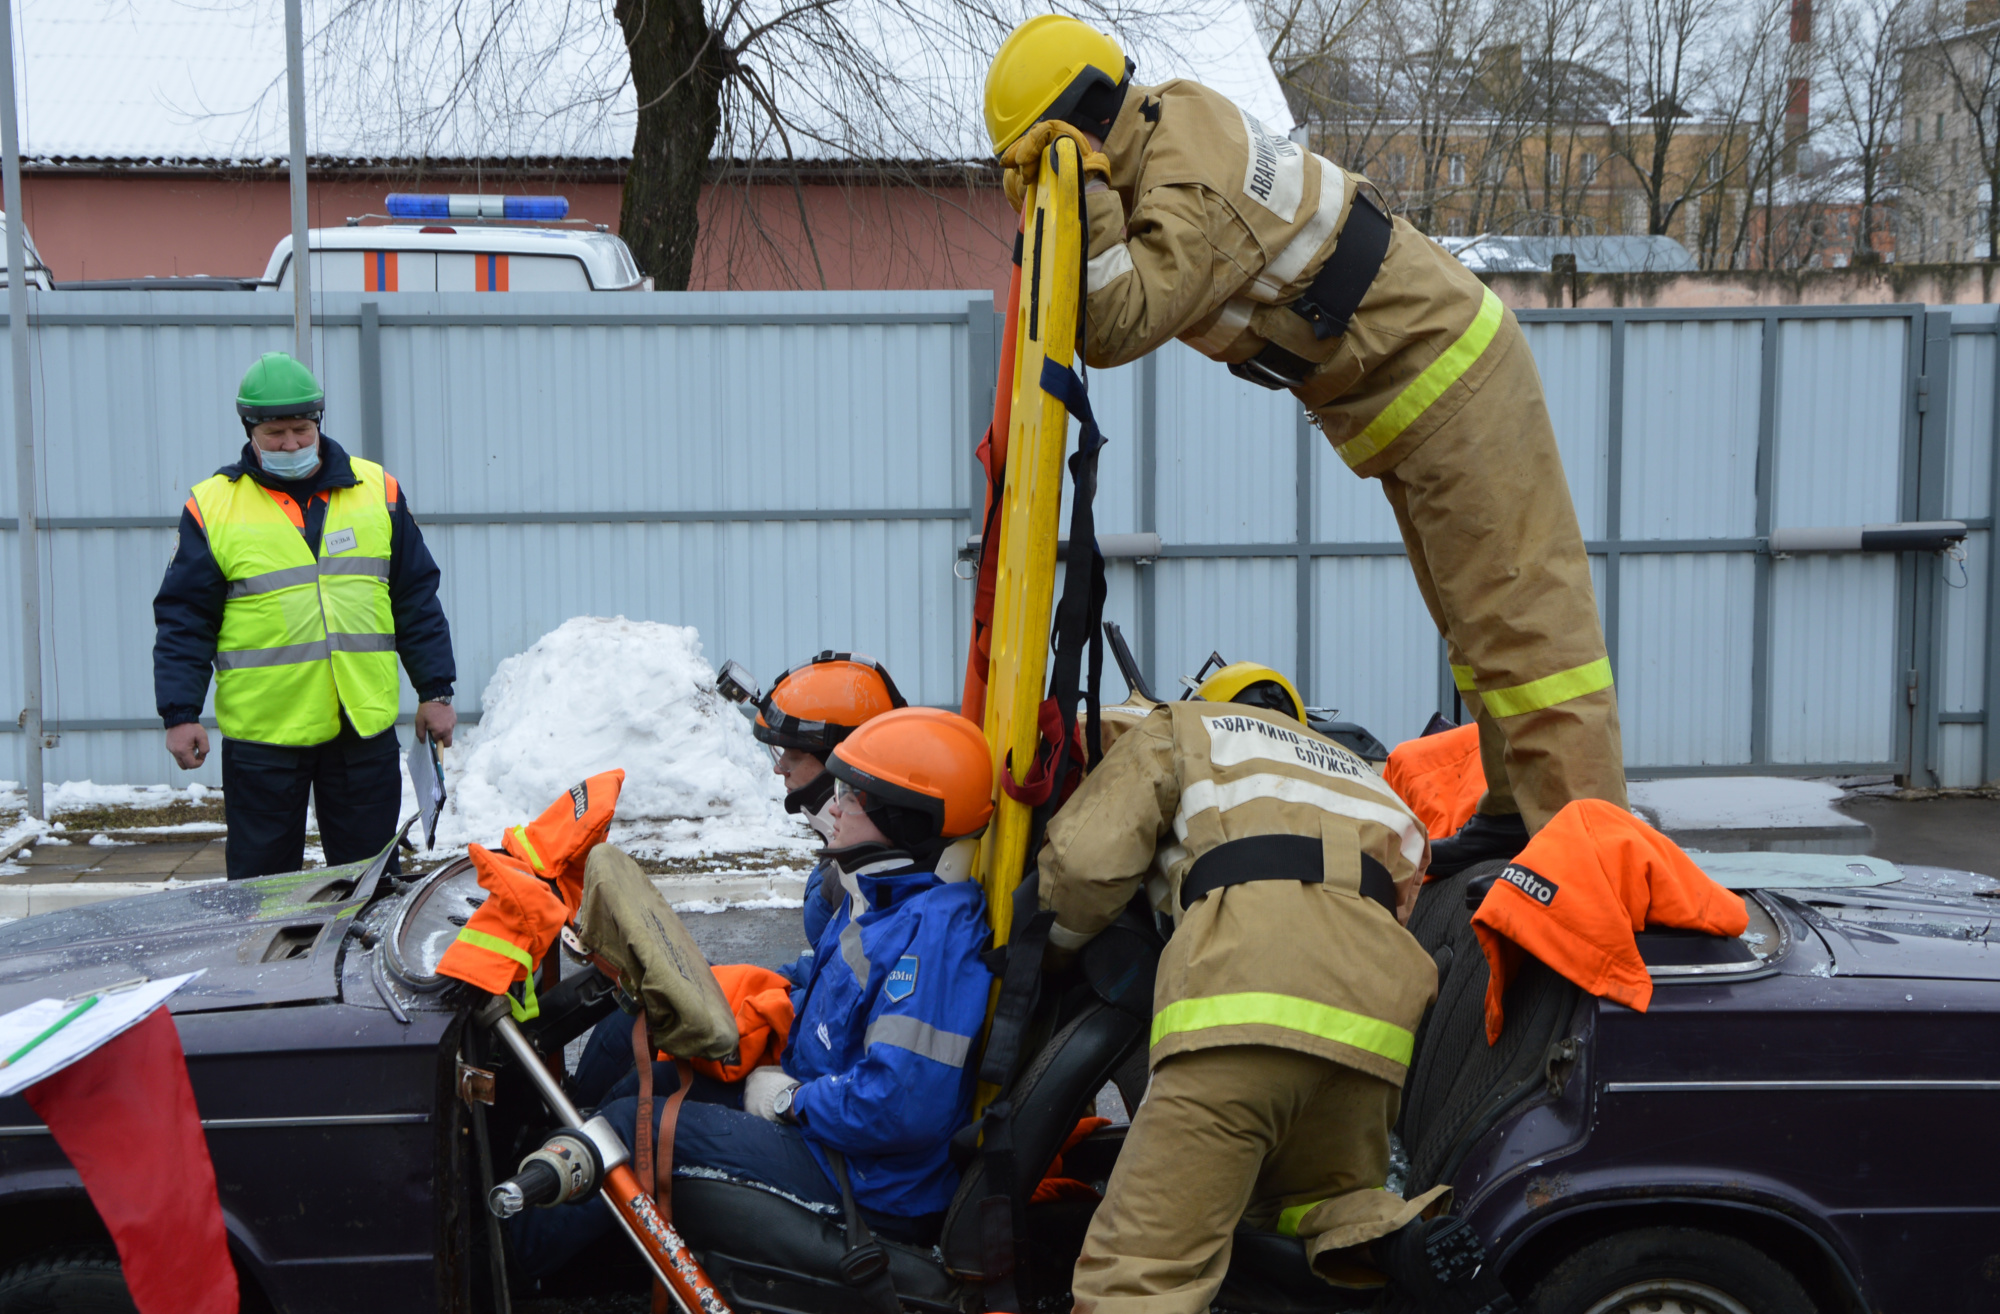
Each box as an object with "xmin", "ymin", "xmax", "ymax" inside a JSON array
[
  {"xmin": 0, "ymin": 781, "xmax": 213, "ymax": 815},
  {"xmin": 438, "ymin": 617, "xmax": 807, "ymax": 859}
]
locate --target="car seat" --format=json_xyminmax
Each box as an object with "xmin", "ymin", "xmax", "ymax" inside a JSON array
[{"xmin": 1397, "ymin": 860, "xmax": 1588, "ymax": 1194}]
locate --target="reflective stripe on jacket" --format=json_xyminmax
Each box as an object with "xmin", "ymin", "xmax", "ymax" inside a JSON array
[
  {"xmin": 1079, "ymin": 79, "xmax": 1512, "ymax": 477},
  {"xmin": 1038, "ymin": 703, "xmax": 1439, "ymax": 1086},
  {"xmin": 190, "ymin": 457, "xmax": 398, "ymax": 744},
  {"xmin": 784, "ymin": 854, "xmax": 991, "ymax": 1218}
]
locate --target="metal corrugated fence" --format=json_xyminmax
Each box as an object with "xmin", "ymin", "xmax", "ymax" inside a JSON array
[{"xmin": 2, "ymin": 292, "xmax": 1994, "ymax": 789}]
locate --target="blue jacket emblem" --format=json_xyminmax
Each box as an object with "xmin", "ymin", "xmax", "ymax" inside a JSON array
[{"xmin": 884, "ymin": 955, "xmax": 919, "ymax": 1002}]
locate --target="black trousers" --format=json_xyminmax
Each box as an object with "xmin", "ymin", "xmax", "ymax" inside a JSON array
[{"xmin": 221, "ymin": 722, "xmax": 402, "ymax": 881}]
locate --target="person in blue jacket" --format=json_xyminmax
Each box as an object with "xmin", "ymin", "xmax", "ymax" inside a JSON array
[
  {"xmin": 512, "ymin": 707, "xmax": 997, "ymax": 1275},
  {"xmin": 569, "ymin": 652, "xmax": 909, "ymax": 1108}
]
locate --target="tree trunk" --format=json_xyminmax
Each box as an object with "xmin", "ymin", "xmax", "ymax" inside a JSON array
[{"xmin": 616, "ymin": 0, "xmax": 730, "ymax": 290}]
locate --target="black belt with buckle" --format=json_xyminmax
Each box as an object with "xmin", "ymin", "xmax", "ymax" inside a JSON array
[
  {"xmin": 1228, "ymin": 192, "xmax": 1394, "ymax": 392},
  {"xmin": 1178, "ymin": 833, "xmax": 1398, "ymax": 918}
]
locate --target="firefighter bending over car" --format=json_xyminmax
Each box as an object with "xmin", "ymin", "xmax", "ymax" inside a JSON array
[
  {"xmin": 511, "ymin": 707, "xmax": 998, "ymax": 1275},
  {"xmin": 986, "ymin": 17, "xmax": 1626, "ymax": 874},
  {"xmin": 1038, "ymin": 662, "xmax": 1515, "ymax": 1314}
]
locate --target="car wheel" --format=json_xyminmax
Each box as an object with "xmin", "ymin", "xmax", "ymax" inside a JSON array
[
  {"xmin": 0, "ymin": 1246, "xmax": 135, "ymax": 1314},
  {"xmin": 1528, "ymin": 1226, "xmax": 1813, "ymax": 1314}
]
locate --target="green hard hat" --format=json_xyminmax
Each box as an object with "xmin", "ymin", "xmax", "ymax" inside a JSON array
[{"xmin": 236, "ymin": 352, "xmax": 325, "ymax": 423}]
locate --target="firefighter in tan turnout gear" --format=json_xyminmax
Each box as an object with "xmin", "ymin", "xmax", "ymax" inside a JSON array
[
  {"xmin": 986, "ymin": 16, "xmax": 1626, "ymax": 874},
  {"xmin": 1037, "ymin": 664, "xmax": 1515, "ymax": 1313}
]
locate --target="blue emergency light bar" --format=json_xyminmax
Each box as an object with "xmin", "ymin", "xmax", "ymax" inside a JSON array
[{"xmin": 384, "ymin": 193, "xmax": 570, "ymax": 221}]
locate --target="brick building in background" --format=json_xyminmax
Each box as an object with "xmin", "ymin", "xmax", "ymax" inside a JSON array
[{"xmin": 18, "ymin": 0, "xmax": 1285, "ymax": 302}]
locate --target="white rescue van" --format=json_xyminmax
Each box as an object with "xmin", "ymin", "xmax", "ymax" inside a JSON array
[
  {"xmin": 0, "ymin": 210, "xmax": 54, "ymax": 289},
  {"xmin": 261, "ymin": 194, "xmax": 649, "ymax": 293}
]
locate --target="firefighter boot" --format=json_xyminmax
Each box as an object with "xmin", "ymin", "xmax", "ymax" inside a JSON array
[
  {"xmin": 1377, "ymin": 1214, "xmax": 1516, "ymax": 1314},
  {"xmin": 1427, "ymin": 813, "xmax": 1529, "ymax": 878}
]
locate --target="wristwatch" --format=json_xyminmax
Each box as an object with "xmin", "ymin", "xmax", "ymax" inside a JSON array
[{"xmin": 771, "ymin": 1084, "xmax": 796, "ymax": 1124}]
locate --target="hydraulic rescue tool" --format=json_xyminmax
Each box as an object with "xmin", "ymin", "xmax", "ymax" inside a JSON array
[{"xmin": 478, "ymin": 998, "xmax": 732, "ymax": 1314}]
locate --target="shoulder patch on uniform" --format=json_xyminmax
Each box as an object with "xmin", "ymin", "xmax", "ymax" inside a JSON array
[
  {"xmin": 1140, "ymin": 96, "xmax": 1160, "ymax": 122},
  {"xmin": 884, "ymin": 954, "xmax": 919, "ymax": 1003},
  {"xmin": 1237, "ymin": 108, "xmax": 1306, "ymax": 223},
  {"xmin": 1498, "ymin": 863, "xmax": 1558, "ymax": 907}
]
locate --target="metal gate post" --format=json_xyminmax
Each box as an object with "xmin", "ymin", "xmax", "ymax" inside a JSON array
[{"xmin": 1906, "ymin": 311, "xmax": 1954, "ymax": 787}]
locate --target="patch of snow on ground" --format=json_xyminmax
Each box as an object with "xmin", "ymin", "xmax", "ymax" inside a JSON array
[
  {"xmin": 433, "ymin": 617, "xmax": 808, "ymax": 862},
  {"xmin": 1629, "ymin": 778, "xmax": 1858, "ymax": 831},
  {"xmin": 0, "ymin": 781, "xmax": 219, "ymax": 815}
]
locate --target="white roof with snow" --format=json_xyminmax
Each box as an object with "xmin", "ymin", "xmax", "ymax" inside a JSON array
[{"xmin": 20, "ymin": 0, "xmax": 1289, "ymax": 166}]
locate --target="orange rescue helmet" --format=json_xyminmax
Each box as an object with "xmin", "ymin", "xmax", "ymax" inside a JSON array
[
  {"xmin": 754, "ymin": 652, "xmax": 907, "ymax": 756},
  {"xmin": 827, "ymin": 707, "xmax": 996, "ymax": 841}
]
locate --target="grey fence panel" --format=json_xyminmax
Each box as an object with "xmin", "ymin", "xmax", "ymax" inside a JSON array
[
  {"xmin": 1311, "ymin": 555, "xmax": 1439, "ymax": 743},
  {"xmin": 1152, "ymin": 555, "xmax": 1298, "ymax": 692},
  {"xmin": 1765, "ymin": 317, "xmax": 1912, "ymax": 767},
  {"xmin": 3, "ymin": 293, "xmax": 1994, "ymax": 790},
  {"xmin": 1943, "ymin": 311, "xmax": 2000, "ymax": 786},
  {"xmin": 1154, "ymin": 348, "xmax": 1298, "ymax": 545},
  {"xmin": 1620, "ymin": 321, "xmax": 1763, "ymax": 541},
  {"xmin": 1520, "ymin": 321, "xmax": 1612, "ymax": 540},
  {"xmin": 1617, "ymin": 552, "xmax": 1757, "ymax": 766}
]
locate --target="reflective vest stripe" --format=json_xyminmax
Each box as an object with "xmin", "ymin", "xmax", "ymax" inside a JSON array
[
  {"xmin": 329, "ymin": 631, "xmax": 396, "ymax": 654},
  {"xmin": 863, "ymin": 1015, "xmax": 974, "ymax": 1068},
  {"xmin": 1477, "ymin": 657, "xmax": 1615, "ymax": 719},
  {"xmin": 1336, "ymin": 288, "xmax": 1506, "ymax": 469},
  {"xmin": 215, "ymin": 634, "xmax": 392, "ymax": 669},
  {"xmin": 453, "ymin": 927, "xmax": 540, "ymax": 1021},
  {"xmin": 1149, "ymin": 991, "xmax": 1415, "ymax": 1066},
  {"xmin": 226, "ymin": 557, "xmax": 390, "ymax": 599},
  {"xmin": 320, "ymin": 556, "xmax": 391, "ymax": 580},
  {"xmin": 226, "ymin": 563, "xmax": 322, "ymax": 599},
  {"xmin": 214, "ymin": 640, "xmax": 331, "ymax": 671}
]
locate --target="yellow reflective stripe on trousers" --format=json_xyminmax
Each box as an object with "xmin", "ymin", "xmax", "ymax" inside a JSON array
[
  {"xmin": 1336, "ymin": 289, "xmax": 1505, "ymax": 469},
  {"xmin": 1276, "ymin": 1200, "xmax": 1325, "ymax": 1238},
  {"xmin": 1451, "ymin": 664, "xmax": 1477, "ymax": 692},
  {"xmin": 454, "ymin": 927, "xmax": 540, "ymax": 1021},
  {"xmin": 1477, "ymin": 657, "xmax": 1615, "ymax": 719},
  {"xmin": 1149, "ymin": 991, "xmax": 1414, "ymax": 1067}
]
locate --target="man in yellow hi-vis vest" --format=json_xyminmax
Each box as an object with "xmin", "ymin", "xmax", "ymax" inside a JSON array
[
  {"xmin": 153, "ymin": 353, "xmax": 457, "ymax": 880},
  {"xmin": 986, "ymin": 17, "xmax": 1626, "ymax": 874}
]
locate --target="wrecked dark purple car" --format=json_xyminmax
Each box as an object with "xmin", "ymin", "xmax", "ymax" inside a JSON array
[{"xmin": 0, "ymin": 845, "xmax": 1989, "ymax": 1313}]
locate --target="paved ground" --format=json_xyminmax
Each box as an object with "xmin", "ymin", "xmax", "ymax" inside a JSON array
[
  {"xmin": 2, "ymin": 835, "xmax": 226, "ymax": 882},
  {"xmin": 1837, "ymin": 794, "xmax": 2000, "ymax": 875},
  {"xmin": 680, "ymin": 907, "xmax": 809, "ymax": 971}
]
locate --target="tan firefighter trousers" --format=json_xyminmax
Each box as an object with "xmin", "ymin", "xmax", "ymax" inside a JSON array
[
  {"xmin": 1376, "ymin": 323, "xmax": 1628, "ymax": 830},
  {"xmin": 1070, "ymin": 1046, "xmax": 1440, "ymax": 1314}
]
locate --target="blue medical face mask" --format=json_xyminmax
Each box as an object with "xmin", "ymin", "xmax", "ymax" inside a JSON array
[{"xmin": 258, "ymin": 439, "xmax": 321, "ymax": 480}]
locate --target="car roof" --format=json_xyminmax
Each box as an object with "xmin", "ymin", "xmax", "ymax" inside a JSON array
[{"xmin": 263, "ymin": 223, "xmax": 643, "ymax": 290}]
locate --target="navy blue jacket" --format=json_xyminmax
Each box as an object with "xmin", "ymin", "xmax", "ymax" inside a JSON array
[
  {"xmin": 152, "ymin": 435, "xmax": 455, "ymax": 729},
  {"xmin": 784, "ymin": 850, "xmax": 991, "ymax": 1218}
]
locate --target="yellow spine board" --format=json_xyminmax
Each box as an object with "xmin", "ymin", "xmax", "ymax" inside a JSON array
[{"xmin": 974, "ymin": 138, "xmax": 1083, "ymax": 950}]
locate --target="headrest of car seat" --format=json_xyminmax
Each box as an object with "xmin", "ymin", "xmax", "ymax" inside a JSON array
[{"xmin": 576, "ymin": 844, "xmax": 739, "ymax": 1061}]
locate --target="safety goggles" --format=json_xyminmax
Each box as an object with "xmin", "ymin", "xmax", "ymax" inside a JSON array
[{"xmin": 831, "ymin": 779, "xmax": 873, "ymax": 813}]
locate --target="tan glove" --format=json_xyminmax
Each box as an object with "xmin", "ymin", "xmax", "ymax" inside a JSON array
[{"xmin": 1001, "ymin": 120, "xmax": 1112, "ymax": 212}]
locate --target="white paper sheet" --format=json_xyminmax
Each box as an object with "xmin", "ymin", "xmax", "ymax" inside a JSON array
[
  {"xmin": 409, "ymin": 737, "xmax": 447, "ymax": 849},
  {"xmin": 0, "ymin": 972, "xmax": 202, "ymax": 1100}
]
